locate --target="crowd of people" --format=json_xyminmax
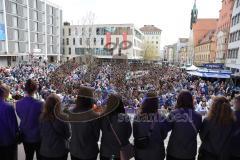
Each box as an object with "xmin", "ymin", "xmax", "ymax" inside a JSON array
[{"xmin": 0, "ymin": 60, "xmax": 240, "ymax": 160}]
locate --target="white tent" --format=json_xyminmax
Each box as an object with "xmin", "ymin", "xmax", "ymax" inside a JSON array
[
  {"xmin": 186, "ymin": 65, "xmax": 199, "ymax": 71},
  {"xmin": 180, "ymin": 66, "xmax": 187, "ymax": 69}
]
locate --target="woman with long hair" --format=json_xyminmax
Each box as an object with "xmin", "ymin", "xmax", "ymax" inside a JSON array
[
  {"xmin": 133, "ymin": 92, "xmax": 168, "ymax": 160},
  {"xmin": 40, "ymin": 94, "xmax": 70, "ymax": 160},
  {"xmin": 166, "ymin": 90, "xmax": 202, "ymax": 160},
  {"xmin": 100, "ymin": 94, "xmax": 132, "ymax": 160},
  {"xmin": 198, "ymin": 96, "xmax": 235, "ymax": 160}
]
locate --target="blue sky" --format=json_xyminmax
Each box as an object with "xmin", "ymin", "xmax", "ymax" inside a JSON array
[{"xmin": 52, "ymin": 0, "xmax": 222, "ymax": 48}]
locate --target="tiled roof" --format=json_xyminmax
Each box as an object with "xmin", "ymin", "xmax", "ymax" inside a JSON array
[
  {"xmin": 179, "ymin": 38, "xmax": 189, "ymax": 43},
  {"xmin": 140, "ymin": 25, "xmax": 162, "ymax": 33},
  {"xmin": 198, "ymin": 30, "xmax": 216, "ymax": 45}
]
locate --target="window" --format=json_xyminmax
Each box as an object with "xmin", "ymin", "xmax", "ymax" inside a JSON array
[
  {"xmin": 33, "ymin": 22, "xmax": 37, "ymax": 32},
  {"xmin": 14, "ymin": 42, "xmax": 19, "ymax": 52},
  {"xmin": 23, "ymin": 8, "xmax": 27, "ymax": 17},
  {"xmin": 69, "ymin": 47, "xmax": 71, "ymax": 55},
  {"xmin": 63, "ymin": 48, "xmax": 65, "ymax": 54},
  {"xmin": 73, "ymin": 38, "xmax": 75, "ymax": 45},
  {"xmin": 35, "ymin": 33, "xmax": 38, "ymax": 43},
  {"xmin": 33, "ymin": 11, "xmax": 37, "ymax": 20},
  {"xmin": 82, "ymin": 28, "xmax": 85, "ymax": 36},
  {"xmin": 13, "ymin": 29, "xmax": 18, "ymax": 40},
  {"xmin": 48, "ymin": 17, "xmax": 53, "ymax": 25},
  {"xmin": 66, "ymin": 38, "xmax": 69, "ymax": 45},
  {"xmin": 238, "ymin": 14, "xmax": 240, "ymax": 24},
  {"xmin": 63, "ymin": 29, "xmax": 65, "ymax": 36},
  {"xmin": 75, "ymin": 28, "xmax": 78, "ymax": 36},
  {"xmin": 11, "ymin": 3, "xmax": 17, "ymax": 14},
  {"xmin": 0, "ymin": 41, "xmax": 5, "ymax": 51},
  {"xmin": 48, "ymin": 6, "xmax": 53, "ymax": 15},
  {"xmin": 86, "ymin": 38, "xmax": 90, "ymax": 46},
  {"xmin": 0, "ymin": 0, "xmax": 3, "ymax": 10},
  {"xmin": 101, "ymin": 38, "xmax": 104, "ymax": 45},
  {"xmin": 12, "ymin": 16, "xmax": 18, "ymax": 28},
  {"xmin": 0, "ymin": 14, "xmax": 4, "ymax": 24},
  {"xmin": 89, "ymin": 27, "xmax": 92, "ymax": 34},
  {"xmin": 68, "ymin": 28, "xmax": 71, "ymax": 36},
  {"xmin": 156, "ymin": 41, "xmax": 158, "ymax": 44},
  {"xmin": 63, "ymin": 39, "xmax": 65, "ymax": 45},
  {"xmin": 94, "ymin": 38, "xmax": 96, "ymax": 45},
  {"xmin": 33, "ymin": 0, "xmax": 37, "ymax": 8},
  {"xmin": 80, "ymin": 38, "xmax": 82, "ymax": 45},
  {"xmin": 116, "ymin": 37, "xmax": 119, "ymax": 45}
]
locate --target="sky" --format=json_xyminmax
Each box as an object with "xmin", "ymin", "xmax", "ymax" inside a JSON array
[{"xmin": 51, "ymin": 0, "xmax": 222, "ymax": 49}]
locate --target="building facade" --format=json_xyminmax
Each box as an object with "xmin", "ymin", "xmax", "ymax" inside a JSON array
[
  {"xmin": 226, "ymin": 0, "xmax": 240, "ymax": 72},
  {"xmin": 0, "ymin": 0, "xmax": 62, "ymax": 66},
  {"xmin": 194, "ymin": 30, "xmax": 216, "ymax": 66},
  {"xmin": 164, "ymin": 45, "xmax": 174, "ymax": 64},
  {"xmin": 62, "ymin": 23, "xmax": 144, "ymax": 60},
  {"xmin": 176, "ymin": 38, "xmax": 188, "ymax": 66},
  {"xmin": 188, "ymin": 19, "xmax": 218, "ymax": 65},
  {"xmin": 140, "ymin": 25, "xmax": 161, "ymax": 60},
  {"xmin": 215, "ymin": 0, "xmax": 234, "ymax": 63},
  {"xmin": 179, "ymin": 46, "xmax": 188, "ymax": 66}
]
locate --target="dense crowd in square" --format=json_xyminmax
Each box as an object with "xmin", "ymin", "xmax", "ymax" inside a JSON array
[{"xmin": 0, "ymin": 60, "xmax": 239, "ymax": 160}]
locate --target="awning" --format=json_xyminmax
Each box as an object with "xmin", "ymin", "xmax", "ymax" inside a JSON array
[
  {"xmin": 187, "ymin": 71, "xmax": 231, "ymax": 79},
  {"xmin": 186, "ymin": 65, "xmax": 199, "ymax": 71}
]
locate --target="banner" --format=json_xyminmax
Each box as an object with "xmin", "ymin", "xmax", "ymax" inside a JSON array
[
  {"xmin": 0, "ymin": 24, "xmax": 6, "ymax": 41},
  {"xmin": 106, "ymin": 32, "xmax": 111, "ymax": 49},
  {"xmin": 203, "ymin": 63, "xmax": 224, "ymax": 69},
  {"xmin": 122, "ymin": 32, "xmax": 127, "ymax": 49}
]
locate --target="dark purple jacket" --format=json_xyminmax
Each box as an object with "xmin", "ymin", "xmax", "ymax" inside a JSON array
[
  {"xmin": 0, "ymin": 99, "xmax": 19, "ymax": 146},
  {"xmin": 16, "ymin": 96, "xmax": 43, "ymax": 143},
  {"xmin": 166, "ymin": 108, "xmax": 202, "ymax": 159}
]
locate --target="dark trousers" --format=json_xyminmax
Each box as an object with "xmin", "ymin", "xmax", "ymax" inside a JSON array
[
  {"xmin": 230, "ymin": 156, "xmax": 240, "ymax": 160},
  {"xmin": 167, "ymin": 155, "xmax": 195, "ymax": 160},
  {"xmin": 41, "ymin": 154, "xmax": 68, "ymax": 160},
  {"xmin": 0, "ymin": 144, "xmax": 17, "ymax": 160},
  {"xmin": 71, "ymin": 155, "xmax": 97, "ymax": 160},
  {"xmin": 23, "ymin": 142, "xmax": 41, "ymax": 160}
]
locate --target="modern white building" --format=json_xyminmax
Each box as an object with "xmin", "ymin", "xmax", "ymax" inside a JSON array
[
  {"xmin": 62, "ymin": 23, "xmax": 144, "ymax": 61},
  {"xmin": 226, "ymin": 0, "xmax": 240, "ymax": 72},
  {"xmin": 0, "ymin": 0, "xmax": 62, "ymax": 66}
]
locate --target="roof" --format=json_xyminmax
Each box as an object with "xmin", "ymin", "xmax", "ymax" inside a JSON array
[
  {"xmin": 179, "ymin": 38, "xmax": 189, "ymax": 43},
  {"xmin": 140, "ymin": 25, "xmax": 162, "ymax": 33},
  {"xmin": 198, "ymin": 30, "xmax": 216, "ymax": 45}
]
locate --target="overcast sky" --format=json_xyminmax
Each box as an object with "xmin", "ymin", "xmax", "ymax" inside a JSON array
[{"xmin": 51, "ymin": 0, "xmax": 222, "ymax": 48}]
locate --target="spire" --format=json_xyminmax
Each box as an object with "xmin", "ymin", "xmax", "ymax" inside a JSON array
[{"xmin": 190, "ymin": 0, "xmax": 198, "ymax": 29}]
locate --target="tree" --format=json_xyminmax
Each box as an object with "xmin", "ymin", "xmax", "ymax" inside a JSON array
[
  {"xmin": 81, "ymin": 11, "xmax": 95, "ymax": 55},
  {"xmin": 142, "ymin": 42, "xmax": 160, "ymax": 61}
]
